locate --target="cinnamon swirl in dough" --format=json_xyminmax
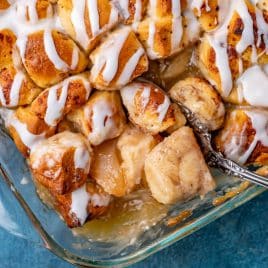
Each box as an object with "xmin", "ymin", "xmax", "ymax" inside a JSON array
[
  {"xmin": 31, "ymin": 73, "xmax": 92, "ymax": 127},
  {"xmin": 215, "ymin": 108, "xmax": 268, "ymax": 167},
  {"xmin": 121, "ymin": 81, "xmax": 185, "ymax": 134},
  {"xmin": 0, "ymin": 29, "xmax": 41, "ymax": 107},
  {"xmin": 169, "ymin": 77, "xmax": 225, "ymax": 131},
  {"xmin": 67, "ymin": 91, "xmax": 126, "ymax": 145},
  {"xmin": 29, "ymin": 131, "xmax": 92, "ymax": 195}
]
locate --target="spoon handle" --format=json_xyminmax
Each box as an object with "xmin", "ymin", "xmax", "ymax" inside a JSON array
[{"xmin": 207, "ymin": 150, "xmax": 268, "ymax": 188}]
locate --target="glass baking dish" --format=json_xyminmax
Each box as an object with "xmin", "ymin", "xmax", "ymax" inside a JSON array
[{"xmin": 0, "ymin": 124, "xmax": 266, "ymax": 267}]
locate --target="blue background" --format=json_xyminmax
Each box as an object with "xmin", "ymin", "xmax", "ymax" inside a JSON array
[{"xmin": 1, "ymin": 191, "xmax": 268, "ymax": 267}]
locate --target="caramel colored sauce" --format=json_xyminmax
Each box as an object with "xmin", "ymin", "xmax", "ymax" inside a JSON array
[
  {"xmin": 73, "ymin": 190, "xmax": 168, "ymax": 242},
  {"xmin": 166, "ymin": 210, "xmax": 193, "ymax": 227},
  {"xmin": 212, "ymin": 181, "xmax": 250, "ymax": 207}
]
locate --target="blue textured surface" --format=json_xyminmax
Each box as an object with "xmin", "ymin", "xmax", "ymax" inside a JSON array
[{"xmin": 1, "ymin": 191, "xmax": 268, "ymax": 267}]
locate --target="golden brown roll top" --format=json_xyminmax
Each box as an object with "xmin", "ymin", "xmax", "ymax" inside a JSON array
[
  {"xmin": 57, "ymin": 0, "xmax": 120, "ymax": 52},
  {"xmin": 55, "ymin": 181, "xmax": 111, "ymax": 228},
  {"xmin": 31, "ymin": 73, "xmax": 91, "ymax": 127},
  {"xmin": 17, "ymin": 30, "xmax": 88, "ymax": 88},
  {"xmin": 169, "ymin": 77, "xmax": 225, "ymax": 131},
  {"xmin": 120, "ymin": 81, "xmax": 185, "ymax": 134},
  {"xmin": 89, "ymin": 27, "xmax": 149, "ymax": 90},
  {"xmin": 67, "ymin": 91, "xmax": 126, "ymax": 146},
  {"xmin": 3, "ymin": 107, "xmax": 56, "ymax": 157},
  {"xmin": 29, "ymin": 131, "xmax": 92, "ymax": 195},
  {"xmin": 0, "ymin": 29, "xmax": 41, "ymax": 107},
  {"xmin": 15, "ymin": 0, "xmax": 54, "ymax": 23},
  {"xmin": 114, "ymin": 0, "xmax": 148, "ymax": 25},
  {"xmin": 197, "ymin": 0, "xmax": 268, "ymax": 103},
  {"xmin": 0, "ymin": 0, "xmax": 11, "ymax": 10},
  {"xmin": 90, "ymin": 125, "xmax": 158, "ymax": 197},
  {"xmin": 144, "ymin": 126, "xmax": 216, "ymax": 204},
  {"xmin": 135, "ymin": 0, "xmax": 200, "ymax": 59},
  {"xmin": 214, "ymin": 108, "xmax": 268, "ymax": 166},
  {"xmin": 190, "ymin": 0, "xmax": 229, "ymax": 31}
]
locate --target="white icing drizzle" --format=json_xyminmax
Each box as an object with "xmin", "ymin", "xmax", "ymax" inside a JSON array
[
  {"xmin": 205, "ymin": 0, "xmax": 268, "ymax": 97},
  {"xmin": 8, "ymin": 72, "xmax": 24, "ymax": 107},
  {"xmin": 16, "ymin": 0, "xmax": 38, "ymax": 24},
  {"xmin": 236, "ymin": 65, "xmax": 268, "ymax": 107},
  {"xmin": 44, "ymin": 81, "xmax": 69, "ymax": 126},
  {"xmin": 70, "ymin": 184, "xmax": 90, "ymax": 225},
  {"xmin": 91, "ymin": 27, "xmax": 130, "ymax": 84},
  {"xmin": 191, "ymin": 0, "xmax": 211, "ymax": 16},
  {"xmin": 0, "ymin": 2, "xmax": 77, "ymax": 74},
  {"xmin": 134, "ymin": 0, "xmax": 142, "ymax": 22},
  {"xmin": 226, "ymin": 110, "xmax": 268, "ymax": 165},
  {"xmin": 74, "ymin": 147, "xmax": 90, "ymax": 172},
  {"xmin": 6, "ymin": 111, "xmax": 45, "ymax": 150},
  {"xmin": 44, "ymin": 75, "xmax": 91, "ymax": 126},
  {"xmin": 44, "ymin": 29, "xmax": 69, "ymax": 71},
  {"xmin": 147, "ymin": 21, "xmax": 158, "ymax": 59},
  {"xmin": 140, "ymin": 86, "xmax": 151, "ymax": 110},
  {"xmin": 121, "ymin": 82, "xmax": 171, "ymax": 122},
  {"xmin": 117, "ymin": 47, "xmax": 145, "ymax": 85},
  {"xmin": 84, "ymin": 99, "xmax": 117, "ymax": 146},
  {"xmin": 0, "ymin": 72, "xmax": 24, "ymax": 107},
  {"xmin": 116, "ymin": 0, "xmax": 130, "ymax": 20},
  {"xmin": 70, "ymin": 0, "xmax": 119, "ymax": 50},
  {"xmin": 156, "ymin": 94, "xmax": 171, "ymax": 122},
  {"xmin": 70, "ymin": 0, "xmax": 90, "ymax": 49},
  {"xmin": 87, "ymin": 0, "xmax": 100, "ymax": 36},
  {"xmin": 171, "ymin": 0, "xmax": 183, "ymax": 52}
]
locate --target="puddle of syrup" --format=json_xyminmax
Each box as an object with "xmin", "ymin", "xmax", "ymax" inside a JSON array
[{"xmin": 73, "ymin": 189, "xmax": 168, "ymax": 242}]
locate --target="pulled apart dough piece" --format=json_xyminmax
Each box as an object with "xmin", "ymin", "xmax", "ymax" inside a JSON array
[
  {"xmin": 90, "ymin": 125, "xmax": 158, "ymax": 197},
  {"xmin": 144, "ymin": 126, "xmax": 215, "ymax": 204}
]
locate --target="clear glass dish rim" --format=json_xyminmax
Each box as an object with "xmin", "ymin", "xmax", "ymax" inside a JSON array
[{"xmin": 0, "ymin": 163, "xmax": 265, "ymax": 268}]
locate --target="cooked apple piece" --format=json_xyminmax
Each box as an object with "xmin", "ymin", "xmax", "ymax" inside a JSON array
[{"xmin": 90, "ymin": 126, "xmax": 158, "ymax": 196}]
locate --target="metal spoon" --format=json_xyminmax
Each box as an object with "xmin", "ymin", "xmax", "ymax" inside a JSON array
[{"xmin": 176, "ymin": 102, "xmax": 268, "ymax": 188}]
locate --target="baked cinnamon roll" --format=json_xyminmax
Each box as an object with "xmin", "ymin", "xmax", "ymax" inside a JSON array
[
  {"xmin": 169, "ymin": 77, "xmax": 225, "ymax": 131},
  {"xmin": 197, "ymin": 0, "xmax": 268, "ymax": 103},
  {"xmin": 215, "ymin": 108, "xmax": 268, "ymax": 167},
  {"xmin": 135, "ymin": 0, "xmax": 200, "ymax": 59},
  {"xmin": 144, "ymin": 126, "xmax": 216, "ymax": 204},
  {"xmin": 89, "ymin": 27, "xmax": 148, "ymax": 90},
  {"xmin": 114, "ymin": 0, "xmax": 148, "ymax": 25},
  {"xmin": 57, "ymin": 0, "xmax": 120, "ymax": 52},
  {"xmin": 17, "ymin": 30, "xmax": 88, "ymax": 88},
  {"xmin": 3, "ymin": 107, "xmax": 55, "ymax": 157},
  {"xmin": 0, "ymin": 29, "xmax": 41, "ymax": 107},
  {"xmin": 120, "ymin": 81, "xmax": 185, "ymax": 134},
  {"xmin": 31, "ymin": 73, "xmax": 92, "ymax": 127},
  {"xmin": 54, "ymin": 182, "xmax": 111, "ymax": 228},
  {"xmin": 191, "ymin": 0, "xmax": 230, "ymax": 31},
  {"xmin": 67, "ymin": 91, "xmax": 126, "ymax": 145},
  {"xmin": 29, "ymin": 131, "xmax": 92, "ymax": 195}
]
